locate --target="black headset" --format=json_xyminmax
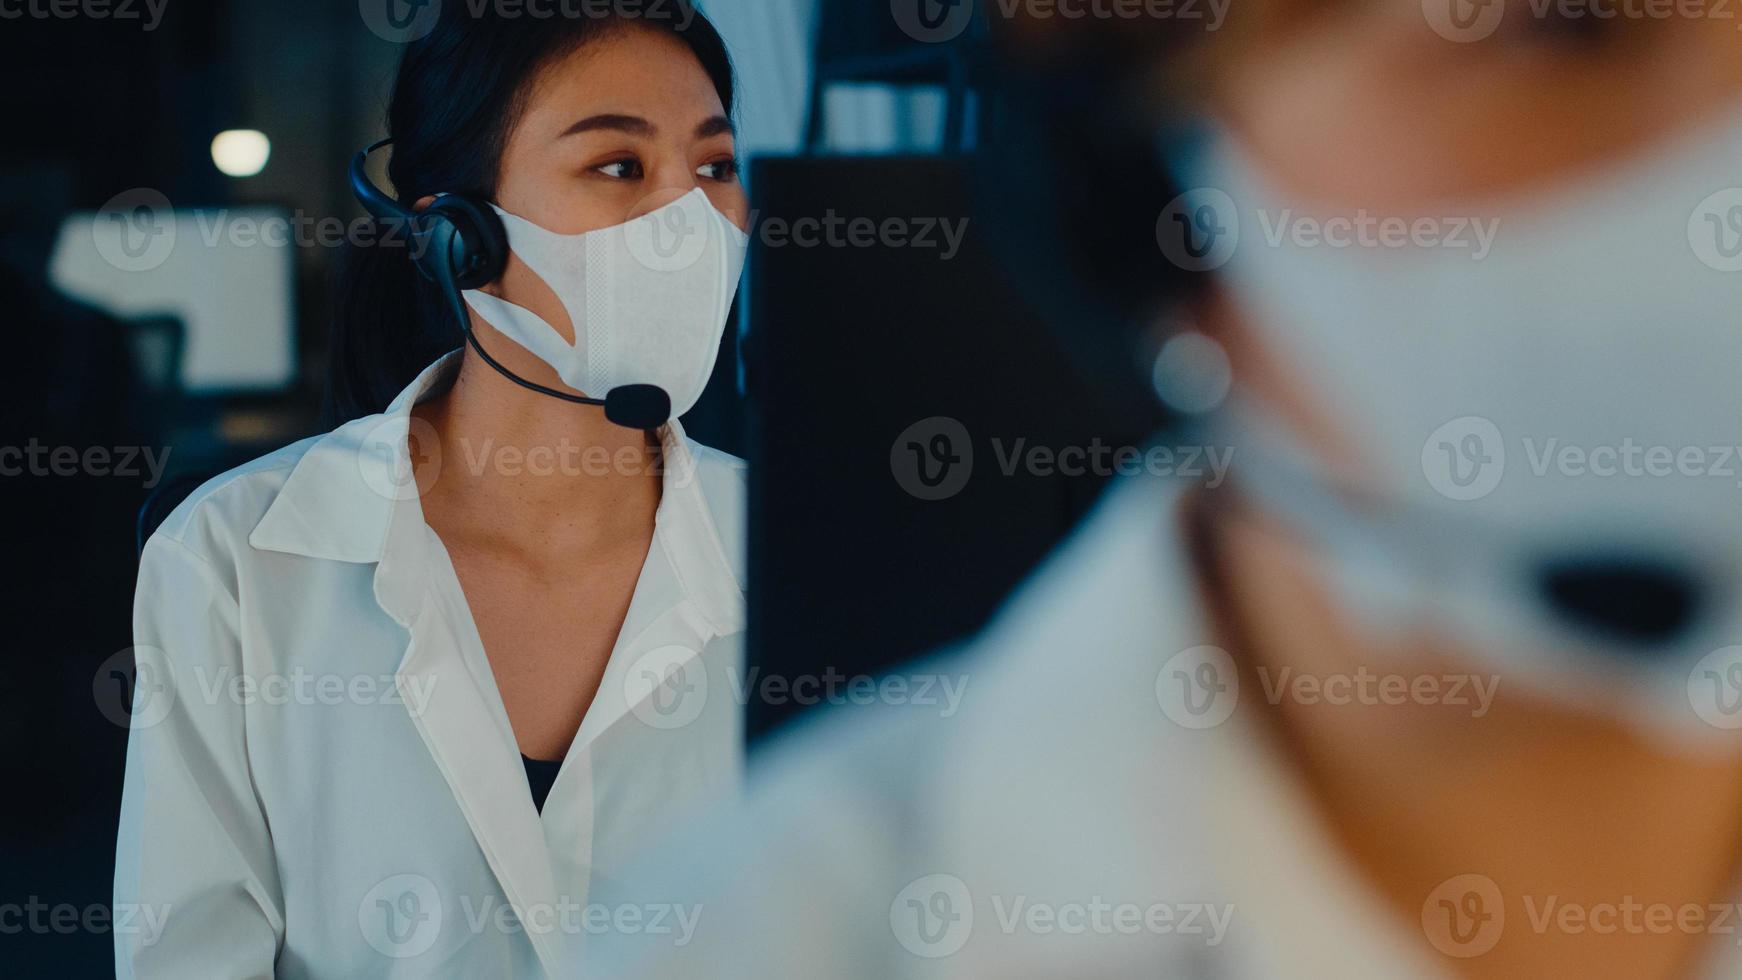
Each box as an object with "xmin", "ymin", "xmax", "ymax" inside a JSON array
[{"xmin": 348, "ymin": 138, "xmax": 672, "ymax": 430}]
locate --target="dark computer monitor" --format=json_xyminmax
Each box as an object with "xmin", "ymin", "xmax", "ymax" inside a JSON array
[{"xmin": 744, "ymin": 154, "xmax": 1161, "ymax": 742}]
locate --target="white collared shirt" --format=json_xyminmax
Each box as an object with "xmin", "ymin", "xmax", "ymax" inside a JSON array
[
  {"xmin": 114, "ymin": 353, "xmax": 746, "ymax": 979},
  {"xmin": 581, "ymin": 472, "xmax": 1742, "ymax": 980}
]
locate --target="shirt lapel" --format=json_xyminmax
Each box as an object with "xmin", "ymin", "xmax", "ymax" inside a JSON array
[
  {"xmin": 562, "ymin": 418, "xmax": 746, "ymax": 755},
  {"xmin": 373, "ymin": 434, "xmax": 567, "ymax": 977},
  {"xmin": 244, "ymin": 356, "xmax": 742, "ymax": 978},
  {"xmin": 250, "ymin": 353, "xmax": 566, "ymax": 976}
]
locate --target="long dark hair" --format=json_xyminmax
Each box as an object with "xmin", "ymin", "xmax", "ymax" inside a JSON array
[{"xmin": 325, "ymin": 2, "xmax": 735, "ymax": 424}]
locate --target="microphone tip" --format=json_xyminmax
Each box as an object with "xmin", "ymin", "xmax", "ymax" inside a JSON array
[{"xmin": 604, "ymin": 385, "xmax": 673, "ymax": 431}]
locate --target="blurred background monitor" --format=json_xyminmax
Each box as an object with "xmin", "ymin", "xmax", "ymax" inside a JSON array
[
  {"xmin": 743, "ymin": 154, "xmax": 1162, "ymax": 743},
  {"xmin": 49, "ymin": 207, "xmax": 298, "ymax": 395}
]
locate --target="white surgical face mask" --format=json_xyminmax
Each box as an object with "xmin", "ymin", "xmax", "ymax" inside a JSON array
[
  {"xmin": 1175, "ymin": 106, "xmax": 1742, "ymax": 742},
  {"xmin": 462, "ymin": 188, "xmax": 749, "ymax": 419}
]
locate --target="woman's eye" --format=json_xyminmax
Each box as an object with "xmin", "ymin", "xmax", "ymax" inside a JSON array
[
  {"xmin": 698, "ymin": 159, "xmax": 739, "ymax": 182},
  {"xmin": 596, "ymin": 159, "xmax": 645, "ymax": 180}
]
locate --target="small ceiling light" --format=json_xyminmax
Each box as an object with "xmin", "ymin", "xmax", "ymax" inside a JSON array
[{"xmin": 211, "ymin": 130, "xmax": 271, "ymax": 178}]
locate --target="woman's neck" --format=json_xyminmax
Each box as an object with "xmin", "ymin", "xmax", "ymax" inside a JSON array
[
  {"xmin": 1189, "ymin": 491, "xmax": 1742, "ymax": 980},
  {"xmin": 411, "ymin": 350, "xmax": 662, "ymax": 558}
]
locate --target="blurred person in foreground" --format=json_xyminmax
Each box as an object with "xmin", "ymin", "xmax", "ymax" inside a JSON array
[{"xmin": 580, "ymin": 3, "xmax": 1742, "ymax": 978}]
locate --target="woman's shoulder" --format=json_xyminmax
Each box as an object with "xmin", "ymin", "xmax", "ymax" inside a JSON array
[{"xmin": 141, "ymin": 433, "xmax": 329, "ymax": 577}]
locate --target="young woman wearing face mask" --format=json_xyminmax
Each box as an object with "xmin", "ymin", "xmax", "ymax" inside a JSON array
[
  {"xmin": 581, "ymin": 7, "xmax": 1742, "ymax": 980},
  {"xmin": 114, "ymin": 6, "xmax": 748, "ymax": 976}
]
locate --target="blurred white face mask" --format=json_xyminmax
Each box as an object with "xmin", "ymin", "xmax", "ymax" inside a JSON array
[
  {"xmin": 463, "ymin": 188, "xmax": 749, "ymax": 419},
  {"xmin": 1175, "ymin": 106, "xmax": 1742, "ymax": 742}
]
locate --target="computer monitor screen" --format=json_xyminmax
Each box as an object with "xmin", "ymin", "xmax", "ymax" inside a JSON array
[
  {"xmin": 49, "ymin": 207, "xmax": 297, "ymax": 394},
  {"xmin": 744, "ymin": 155, "xmax": 1162, "ymax": 742}
]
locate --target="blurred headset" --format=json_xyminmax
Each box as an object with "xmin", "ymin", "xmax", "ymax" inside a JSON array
[{"xmin": 348, "ymin": 138, "xmax": 672, "ymax": 429}]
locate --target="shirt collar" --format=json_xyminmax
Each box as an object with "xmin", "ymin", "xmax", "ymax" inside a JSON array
[
  {"xmin": 248, "ymin": 353, "xmax": 459, "ymax": 565},
  {"xmin": 249, "ymin": 352, "xmax": 744, "ymax": 635}
]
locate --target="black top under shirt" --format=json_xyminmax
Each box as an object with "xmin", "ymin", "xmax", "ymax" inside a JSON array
[{"xmin": 522, "ymin": 755, "xmax": 563, "ymax": 814}]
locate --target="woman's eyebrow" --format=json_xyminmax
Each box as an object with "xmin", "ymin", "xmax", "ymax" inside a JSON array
[
  {"xmin": 696, "ymin": 115, "xmax": 735, "ymax": 139},
  {"xmin": 559, "ymin": 114, "xmax": 734, "ymax": 140},
  {"xmin": 561, "ymin": 113, "xmax": 655, "ymax": 138}
]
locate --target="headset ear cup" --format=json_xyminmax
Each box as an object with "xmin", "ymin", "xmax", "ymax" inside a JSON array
[{"xmin": 424, "ymin": 195, "xmax": 508, "ymax": 290}]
